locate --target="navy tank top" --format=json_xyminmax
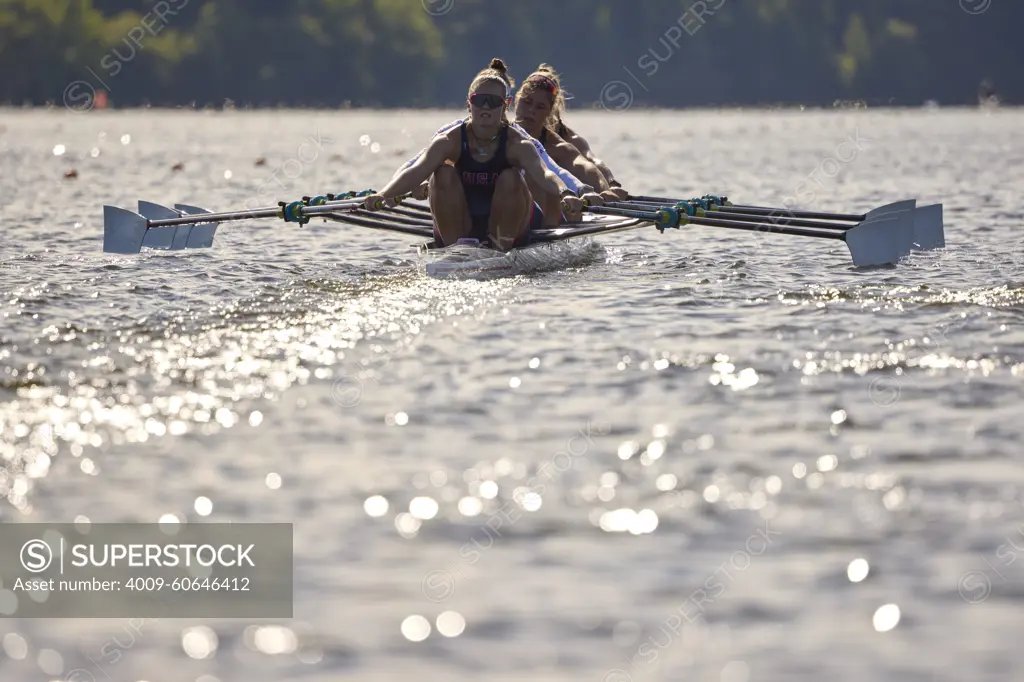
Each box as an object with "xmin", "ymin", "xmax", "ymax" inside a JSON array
[{"xmin": 455, "ymin": 122, "xmax": 511, "ymax": 236}]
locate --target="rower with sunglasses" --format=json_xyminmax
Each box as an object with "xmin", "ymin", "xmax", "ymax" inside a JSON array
[
  {"xmin": 362, "ymin": 58, "xmax": 604, "ymax": 251},
  {"xmin": 391, "ymin": 63, "xmax": 594, "ymax": 212},
  {"xmin": 514, "ymin": 64, "xmax": 630, "ymax": 202}
]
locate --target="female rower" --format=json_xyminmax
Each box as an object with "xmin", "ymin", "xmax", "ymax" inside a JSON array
[
  {"xmin": 362, "ymin": 59, "xmax": 602, "ymax": 251},
  {"xmin": 390, "ymin": 61, "xmax": 601, "ymax": 226},
  {"xmin": 514, "ymin": 64, "xmax": 630, "ymax": 201}
]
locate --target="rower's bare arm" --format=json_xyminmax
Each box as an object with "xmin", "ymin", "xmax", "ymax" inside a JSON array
[
  {"xmin": 562, "ymin": 128, "xmax": 601, "ymax": 169},
  {"xmin": 553, "ymin": 140, "xmax": 610, "ymax": 191},
  {"xmin": 508, "ymin": 134, "xmax": 595, "ymax": 217},
  {"xmin": 379, "ymin": 135, "xmax": 455, "ymax": 198},
  {"xmin": 565, "ymin": 129, "xmax": 593, "ymax": 158},
  {"xmin": 509, "ymin": 136, "xmax": 562, "ymax": 197},
  {"xmin": 589, "ymin": 154, "xmax": 618, "ymax": 187},
  {"xmin": 564, "ymin": 128, "xmax": 620, "ymax": 187}
]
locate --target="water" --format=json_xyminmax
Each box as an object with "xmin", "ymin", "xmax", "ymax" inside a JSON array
[{"xmin": 1, "ymin": 106, "xmax": 1023, "ymax": 681}]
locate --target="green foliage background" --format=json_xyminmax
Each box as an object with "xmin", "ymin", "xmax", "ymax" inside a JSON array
[{"xmin": 1, "ymin": 0, "xmax": 1019, "ymax": 107}]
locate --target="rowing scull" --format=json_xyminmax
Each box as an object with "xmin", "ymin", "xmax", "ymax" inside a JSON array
[{"xmin": 100, "ymin": 191, "xmax": 945, "ymax": 278}]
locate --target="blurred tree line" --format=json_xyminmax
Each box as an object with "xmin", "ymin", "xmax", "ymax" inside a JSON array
[{"xmin": 0, "ymin": 0, "xmax": 1020, "ymax": 108}]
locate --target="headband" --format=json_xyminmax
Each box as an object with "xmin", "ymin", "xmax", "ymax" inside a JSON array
[{"xmin": 527, "ymin": 75, "xmax": 558, "ymax": 95}]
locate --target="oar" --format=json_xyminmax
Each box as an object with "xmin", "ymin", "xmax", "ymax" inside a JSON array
[
  {"xmin": 629, "ymin": 194, "xmax": 873, "ymax": 222},
  {"xmin": 317, "ymin": 212, "xmax": 434, "ymax": 239},
  {"xmin": 718, "ymin": 199, "xmax": 945, "ymax": 250},
  {"xmin": 582, "ymin": 204, "xmax": 915, "ymax": 267},
  {"xmin": 103, "ymin": 191, "xmax": 409, "ymax": 254},
  {"xmin": 627, "ymin": 194, "xmax": 944, "ymax": 250},
  {"xmin": 603, "ymin": 201, "xmax": 862, "ymax": 232}
]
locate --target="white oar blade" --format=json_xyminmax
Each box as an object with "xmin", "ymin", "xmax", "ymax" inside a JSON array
[
  {"xmin": 176, "ymin": 204, "xmax": 218, "ymax": 249},
  {"xmin": 893, "ymin": 209, "xmax": 917, "ymax": 255},
  {"xmin": 103, "ymin": 206, "xmax": 149, "ymax": 254},
  {"xmin": 865, "ymin": 199, "xmax": 916, "ymax": 218},
  {"xmin": 860, "ymin": 199, "xmax": 933, "ymax": 251},
  {"xmin": 912, "ymin": 203, "xmax": 944, "ymax": 250},
  {"xmin": 138, "ymin": 200, "xmax": 192, "ymax": 250},
  {"xmin": 169, "ymin": 226, "xmax": 193, "ymax": 250},
  {"xmin": 175, "ymin": 204, "xmax": 211, "ymax": 213},
  {"xmin": 844, "ymin": 211, "xmax": 914, "ymax": 267}
]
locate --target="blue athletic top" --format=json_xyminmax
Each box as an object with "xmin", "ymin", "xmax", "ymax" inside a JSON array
[{"xmin": 399, "ymin": 118, "xmax": 585, "ymax": 194}]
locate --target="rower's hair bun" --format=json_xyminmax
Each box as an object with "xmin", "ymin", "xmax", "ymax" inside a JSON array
[{"xmin": 467, "ymin": 58, "xmax": 514, "ymax": 117}]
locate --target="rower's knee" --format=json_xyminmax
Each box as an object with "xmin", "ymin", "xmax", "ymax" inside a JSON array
[
  {"xmin": 495, "ymin": 168, "xmax": 527, "ymax": 194},
  {"xmin": 431, "ymin": 164, "xmax": 460, "ymax": 189}
]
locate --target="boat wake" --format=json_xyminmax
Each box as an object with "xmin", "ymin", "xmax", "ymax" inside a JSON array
[
  {"xmin": 421, "ymin": 237, "xmax": 607, "ymax": 280},
  {"xmin": 0, "ymin": 246, "xmax": 533, "ymax": 514}
]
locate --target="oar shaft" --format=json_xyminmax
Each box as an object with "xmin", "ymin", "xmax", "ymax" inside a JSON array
[
  {"xmin": 584, "ymin": 205, "xmax": 846, "ymax": 241},
  {"xmin": 620, "ymin": 200, "xmax": 680, "ymax": 209},
  {"xmin": 379, "ymin": 205, "xmax": 434, "ymax": 220},
  {"xmin": 584, "ymin": 205, "xmax": 661, "ymax": 221},
  {"xmin": 716, "ymin": 205, "xmax": 866, "ymax": 222},
  {"xmin": 689, "ymin": 216, "xmax": 846, "ymax": 241},
  {"xmin": 319, "ymin": 213, "xmax": 434, "ymax": 238},
  {"xmin": 703, "ymin": 209, "xmax": 853, "ymax": 231},
  {"xmin": 628, "ymin": 194, "xmax": 691, "ymax": 204},
  {"xmin": 604, "ymin": 202, "xmax": 854, "ymax": 231},
  {"xmin": 531, "ymin": 218, "xmax": 649, "ymax": 242},
  {"xmin": 145, "ymin": 197, "xmax": 365, "ymax": 228},
  {"xmin": 627, "ymin": 195, "xmax": 866, "ymax": 222},
  {"xmin": 147, "ymin": 207, "xmax": 278, "ymax": 227}
]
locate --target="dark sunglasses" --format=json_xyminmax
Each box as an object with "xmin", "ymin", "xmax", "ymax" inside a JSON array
[{"xmin": 468, "ymin": 93, "xmax": 509, "ymax": 109}]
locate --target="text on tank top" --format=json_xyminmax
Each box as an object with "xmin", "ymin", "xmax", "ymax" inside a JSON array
[{"xmin": 455, "ymin": 122, "xmax": 511, "ymax": 201}]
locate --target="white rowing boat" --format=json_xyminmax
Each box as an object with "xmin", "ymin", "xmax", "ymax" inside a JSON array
[
  {"xmin": 422, "ymin": 236, "xmax": 608, "ymax": 279},
  {"xmin": 419, "ymin": 212, "xmax": 638, "ymax": 279},
  {"xmin": 100, "ymin": 192, "xmax": 946, "ymax": 275}
]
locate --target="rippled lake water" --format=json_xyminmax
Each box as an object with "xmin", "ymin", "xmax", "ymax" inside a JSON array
[{"xmin": 1, "ymin": 106, "xmax": 1023, "ymax": 681}]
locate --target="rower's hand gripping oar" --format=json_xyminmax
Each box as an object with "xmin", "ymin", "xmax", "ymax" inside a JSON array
[{"xmin": 582, "ymin": 198, "xmax": 915, "ymax": 267}]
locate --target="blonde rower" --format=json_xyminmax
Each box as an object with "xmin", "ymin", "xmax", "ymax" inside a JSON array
[
  {"xmin": 394, "ymin": 62, "xmax": 601, "ymax": 227},
  {"xmin": 514, "ymin": 64, "xmax": 630, "ymax": 201},
  {"xmin": 362, "ymin": 59, "xmax": 602, "ymax": 251}
]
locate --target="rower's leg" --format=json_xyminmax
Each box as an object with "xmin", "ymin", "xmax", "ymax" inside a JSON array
[
  {"xmin": 429, "ymin": 164, "xmax": 472, "ymax": 245},
  {"xmin": 524, "ymin": 171, "xmax": 562, "ymax": 227},
  {"xmin": 489, "ymin": 169, "xmax": 532, "ymax": 251}
]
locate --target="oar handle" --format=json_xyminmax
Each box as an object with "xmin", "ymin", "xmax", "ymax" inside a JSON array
[
  {"xmin": 278, "ymin": 191, "xmax": 414, "ymax": 225},
  {"xmin": 583, "ymin": 204, "xmax": 679, "ymax": 229}
]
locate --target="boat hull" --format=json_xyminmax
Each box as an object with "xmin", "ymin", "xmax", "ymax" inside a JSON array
[{"xmin": 423, "ymin": 237, "xmax": 607, "ymax": 280}]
